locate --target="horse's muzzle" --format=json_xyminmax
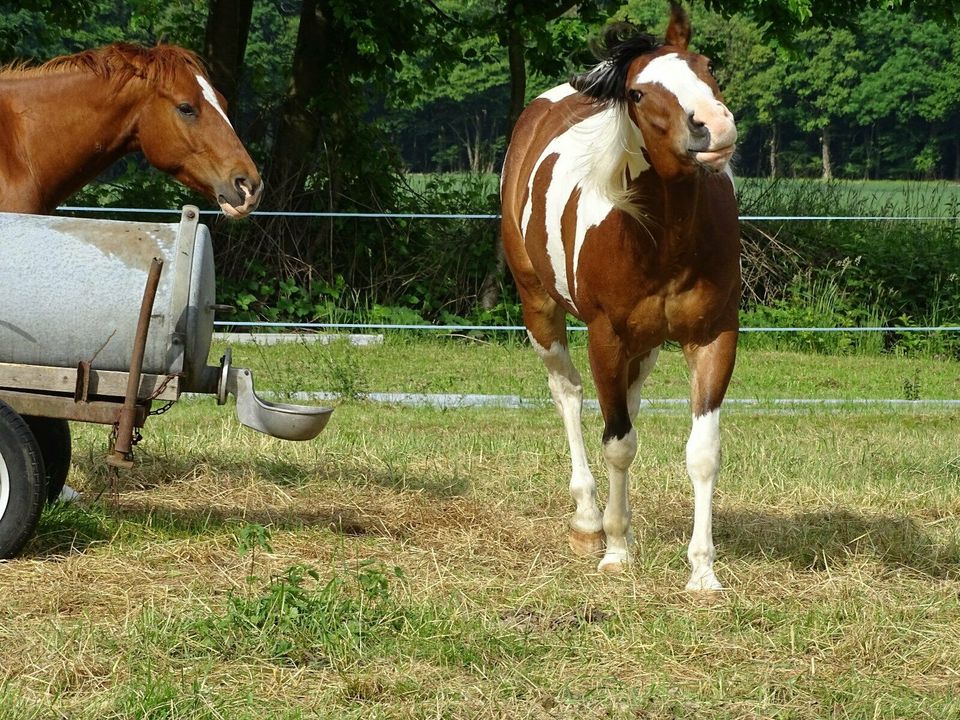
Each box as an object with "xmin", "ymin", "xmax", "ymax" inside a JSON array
[
  {"xmin": 218, "ymin": 177, "xmax": 263, "ymax": 218},
  {"xmin": 691, "ymin": 145, "xmax": 736, "ymax": 172}
]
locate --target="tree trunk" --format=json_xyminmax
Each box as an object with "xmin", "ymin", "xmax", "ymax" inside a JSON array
[
  {"xmin": 820, "ymin": 125, "xmax": 832, "ymax": 180},
  {"xmin": 202, "ymin": 0, "xmax": 254, "ymax": 116},
  {"xmin": 267, "ymin": 0, "xmax": 331, "ymax": 213},
  {"xmin": 505, "ymin": 24, "xmax": 526, "ymax": 144},
  {"xmin": 768, "ymin": 124, "xmax": 778, "ymax": 179},
  {"xmin": 481, "ymin": 11, "xmax": 525, "ymax": 310}
]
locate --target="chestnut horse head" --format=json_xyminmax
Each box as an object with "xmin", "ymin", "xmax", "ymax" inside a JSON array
[
  {"xmin": 571, "ymin": 4, "xmax": 736, "ymax": 181},
  {"xmin": 500, "ymin": 2, "xmax": 740, "ymax": 591},
  {"xmin": 0, "ymin": 43, "xmax": 262, "ymax": 216}
]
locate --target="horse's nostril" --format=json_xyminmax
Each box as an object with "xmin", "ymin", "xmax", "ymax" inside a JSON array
[{"xmin": 688, "ymin": 113, "xmax": 706, "ymax": 131}]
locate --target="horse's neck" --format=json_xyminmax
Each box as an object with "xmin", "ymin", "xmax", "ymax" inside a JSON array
[{"xmin": 0, "ymin": 73, "xmax": 141, "ymax": 213}]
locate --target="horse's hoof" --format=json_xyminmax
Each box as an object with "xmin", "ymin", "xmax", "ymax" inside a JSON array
[
  {"xmin": 569, "ymin": 529, "xmax": 605, "ymax": 557},
  {"xmin": 597, "ymin": 553, "xmax": 628, "ymax": 574},
  {"xmin": 685, "ymin": 569, "xmax": 723, "ymax": 592}
]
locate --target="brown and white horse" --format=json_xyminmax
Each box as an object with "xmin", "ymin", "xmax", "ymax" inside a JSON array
[
  {"xmin": 500, "ymin": 2, "xmax": 739, "ymax": 590},
  {"xmin": 0, "ymin": 43, "xmax": 262, "ymax": 217}
]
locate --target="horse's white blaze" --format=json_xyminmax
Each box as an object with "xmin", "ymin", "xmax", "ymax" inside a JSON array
[
  {"xmin": 636, "ymin": 53, "xmax": 736, "ymax": 150},
  {"xmin": 537, "ymin": 83, "xmax": 577, "ymax": 103},
  {"xmin": 599, "ymin": 427, "xmax": 637, "ymax": 570},
  {"xmin": 528, "ymin": 334, "xmax": 602, "ymax": 534},
  {"xmin": 196, "ymin": 74, "xmax": 233, "ymax": 128},
  {"xmin": 685, "ymin": 409, "xmax": 722, "ymax": 590}
]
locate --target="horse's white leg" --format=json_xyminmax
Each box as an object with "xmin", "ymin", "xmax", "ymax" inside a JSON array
[
  {"xmin": 683, "ymin": 325, "xmax": 737, "ymax": 591},
  {"xmin": 528, "ymin": 333, "xmax": 604, "ymax": 555},
  {"xmin": 614, "ymin": 348, "xmax": 661, "ymax": 551},
  {"xmin": 597, "ymin": 426, "xmax": 637, "ymax": 572},
  {"xmin": 685, "ymin": 408, "xmax": 722, "ymax": 590}
]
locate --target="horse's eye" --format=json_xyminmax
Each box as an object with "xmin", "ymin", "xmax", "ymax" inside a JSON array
[
  {"xmin": 707, "ymin": 62, "xmax": 715, "ymax": 75},
  {"xmin": 177, "ymin": 103, "xmax": 197, "ymax": 117},
  {"xmin": 627, "ymin": 88, "xmax": 644, "ymax": 103}
]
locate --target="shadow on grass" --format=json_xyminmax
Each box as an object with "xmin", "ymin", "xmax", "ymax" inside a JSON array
[
  {"xmin": 658, "ymin": 507, "xmax": 960, "ymax": 579},
  {"xmin": 25, "ymin": 502, "xmax": 119, "ymax": 557},
  {"xmin": 75, "ymin": 451, "xmax": 470, "ymax": 499},
  {"xmin": 33, "ymin": 452, "xmax": 472, "ymax": 552}
]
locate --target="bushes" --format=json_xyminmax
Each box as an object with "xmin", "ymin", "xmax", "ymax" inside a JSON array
[
  {"xmin": 738, "ymin": 179, "xmax": 960, "ymax": 355},
  {"xmin": 214, "ymin": 172, "xmax": 507, "ymax": 327},
  {"xmin": 71, "ymin": 169, "xmax": 960, "ymax": 355}
]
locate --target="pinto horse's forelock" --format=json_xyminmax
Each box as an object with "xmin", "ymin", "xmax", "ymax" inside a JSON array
[{"xmin": 570, "ymin": 23, "xmax": 662, "ymax": 105}]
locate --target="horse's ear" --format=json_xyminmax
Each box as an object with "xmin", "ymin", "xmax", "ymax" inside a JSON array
[{"xmin": 664, "ymin": 1, "xmax": 691, "ymax": 49}]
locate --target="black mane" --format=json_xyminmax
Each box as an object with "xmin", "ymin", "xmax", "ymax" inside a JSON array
[{"xmin": 570, "ymin": 22, "xmax": 662, "ymax": 105}]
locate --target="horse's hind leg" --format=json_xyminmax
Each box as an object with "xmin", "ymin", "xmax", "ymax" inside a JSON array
[
  {"xmin": 522, "ymin": 295, "xmax": 604, "ymax": 557},
  {"xmin": 627, "ymin": 347, "xmax": 660, "ymax": 421}
]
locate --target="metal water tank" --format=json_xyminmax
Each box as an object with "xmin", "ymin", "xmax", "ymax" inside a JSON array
[{"xmin": 0, "ymin": 209, "xmax": 213, "ymax": 391}]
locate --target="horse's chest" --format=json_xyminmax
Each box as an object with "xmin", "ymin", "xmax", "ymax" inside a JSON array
[{"xmin": 609, "ymin": 281, "xmax": 727, "ymax": 344}]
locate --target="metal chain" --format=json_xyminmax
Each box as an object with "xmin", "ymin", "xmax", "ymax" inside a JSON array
[{"xmin": 148, "ymin": 400, "xmax": 176, "ymax": 417}]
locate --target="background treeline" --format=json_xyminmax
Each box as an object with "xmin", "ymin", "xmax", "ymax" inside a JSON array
[{"xmin": 2, "ymin": 0, "xmax": 959, "ymax": 354}]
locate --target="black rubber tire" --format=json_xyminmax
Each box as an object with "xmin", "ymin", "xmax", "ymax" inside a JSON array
[
  {"xmin": 22, "ymin": 416, "xmax": 72, "ymax": 504},
  {"xmin": 0, "ymin": 401, "xmax": 46, "ymax": 559}
]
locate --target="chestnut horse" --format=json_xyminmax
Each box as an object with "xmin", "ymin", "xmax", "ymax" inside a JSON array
[
  {"xmin": 0, "ymin": 43, "xmax": 261, "ymax": 216},
  {"xmin": 500, "ymin": 2, "xmax": 739, "ymax": 590}
]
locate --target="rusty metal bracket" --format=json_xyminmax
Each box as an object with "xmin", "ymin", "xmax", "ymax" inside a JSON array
[
  {"xmin": 74, "ymin": 360, "xmax": 92, "ymax": 403},
  {"xmin": 106, "ymin": 257, "xmax": 164, "ymax": 470}
]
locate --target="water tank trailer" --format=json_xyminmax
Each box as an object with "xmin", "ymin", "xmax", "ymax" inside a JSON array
[{"xmin": 0, "ymin": 206, "xmax": 332, "ymax": 557}]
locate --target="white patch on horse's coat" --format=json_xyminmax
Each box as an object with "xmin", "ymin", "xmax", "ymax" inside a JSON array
[
  {"xmin": 537, "ymin": 83, "xmax": 577, "ymax": 103},
  {"xmin": 685, "ymin": 409, "xmax": 722, "ymax": 590},
  {"xmin": 521, "ymin": 88, "xmax": 651, "ymax": 307},
  {"xmin": 196, "ymin": 75, "xmax": 233, "ymax": 128},
  {"xmin": 528, "ymin": 334, "xmax": 602, "ymax": 535}
]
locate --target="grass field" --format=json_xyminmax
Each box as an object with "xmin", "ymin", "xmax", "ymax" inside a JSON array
[
  {"xmin": 407, "ymin": 173, "xmax": 960, "ymax": 216},
  {"xmin": 3, "ymin": 336, "xmax": 960, "ymax": 718}
]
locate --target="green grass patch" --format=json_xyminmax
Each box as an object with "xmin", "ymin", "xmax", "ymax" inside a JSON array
[{"xmin": 2, "ymin": 340, "xmax": 960, "ymax": 718}]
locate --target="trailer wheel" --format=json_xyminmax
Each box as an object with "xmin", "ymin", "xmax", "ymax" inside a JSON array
[
  {"xmin": 23, "ymin": 417, "xmax": 72, "ymax": 504},
  {"xmin": 0, "ymin": 401, "xmax": 46, "ymax": 559}
]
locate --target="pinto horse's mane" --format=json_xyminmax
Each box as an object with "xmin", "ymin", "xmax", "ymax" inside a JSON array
[
  {"xmin": 0, "ymin": 43, "xmax": 207, "ymax": 85},
  {"xmin": 571, "ymin": 23, "xmax": 663, "ymax": 106},
  {"xmin": 565, "ymin": 22, "xmax": 663, "ymax": 219}
]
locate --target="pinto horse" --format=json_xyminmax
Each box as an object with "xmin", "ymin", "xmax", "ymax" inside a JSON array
[
  {"xmin": 500, "ymin": 2, "xmax": 739, "ymax": 590},
  {"xmin": 0, "ymin": 43, "xmax": 261, "ymax": 216}
]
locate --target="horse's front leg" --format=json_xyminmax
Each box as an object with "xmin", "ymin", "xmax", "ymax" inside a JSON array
[
  {"xmin": 682, "ymin": 325, "xmax": 738, "ymax": 591},
  {"xmin": 525, "ymin": 312, "xmax": 605, "ymax": 557},
  {"xmin": 587, "ymin": 321, "xmax": 636, "ymax": 573}
]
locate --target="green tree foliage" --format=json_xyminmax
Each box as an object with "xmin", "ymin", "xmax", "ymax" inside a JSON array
[{"xmin": 2, "ymin": 0, "xmax": 960, "ymax": 323}]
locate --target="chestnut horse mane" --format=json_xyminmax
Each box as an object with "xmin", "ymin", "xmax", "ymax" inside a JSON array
[
  {"xmin": 570, "ymin": 22, "xmax": 663, "ymax": 106},
  {"xmin": 0, "ymin": 43, "xmax": 207, "ymax": 85}
]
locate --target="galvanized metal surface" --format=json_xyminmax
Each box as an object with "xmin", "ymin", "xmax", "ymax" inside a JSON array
[
  {"xmin": 0, "ymin": 207, "xmax": 214, "ymax": 388},
  {"xmin": 227, "ymin": 366, "xmax": 332, "ymax": 441}
]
